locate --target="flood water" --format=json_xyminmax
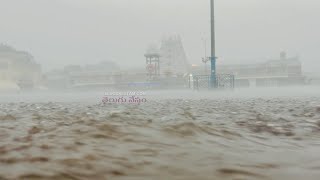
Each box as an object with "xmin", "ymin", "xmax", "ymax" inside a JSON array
[{"xmin": 0, "ymin": 87, "xmax": 320, "ymax": 180}]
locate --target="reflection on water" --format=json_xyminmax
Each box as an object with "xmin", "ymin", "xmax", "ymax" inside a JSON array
[{"xmin": 1, "ymin": 92, "xmax": 320, "ymax": 179}]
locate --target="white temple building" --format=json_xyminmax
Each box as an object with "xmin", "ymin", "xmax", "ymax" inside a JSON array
[{"xmin": 159, "ymin": 35, "xmax": 190, "ymax": 77}]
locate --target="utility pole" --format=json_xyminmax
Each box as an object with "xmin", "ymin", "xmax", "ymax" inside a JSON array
[{"xmin": 210, "ymin": 0, "xmax": 217, "ymax": 88}]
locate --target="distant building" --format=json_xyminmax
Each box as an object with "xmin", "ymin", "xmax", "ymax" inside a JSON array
[
  {"xmin": 191, "ymin": 52, "xmax": 306, "ymax": 87},
  {"xmin": 0, "ymin": 44, "xmax": 42, "ymax": 90},
  {"xmin": 219, "ymin": 52, "xmax": 305, "ymax": 87},
  {"xmin": 46, "ymin": 61, "xmax": 121, "ymax": 89},
  {"xmin": 159, "ymin": 36, "xmax": 190, "ymax": 77}
]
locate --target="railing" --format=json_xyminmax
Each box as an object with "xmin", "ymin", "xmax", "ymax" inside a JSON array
[{"xmin": 189, "ymin": 74, "xmax": 235, "ymax": 90}]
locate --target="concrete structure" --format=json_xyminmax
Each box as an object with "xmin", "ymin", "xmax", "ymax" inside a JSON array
[{"xmin": 0, "ymin": 44, "xmax": 42, "ymax": 91}]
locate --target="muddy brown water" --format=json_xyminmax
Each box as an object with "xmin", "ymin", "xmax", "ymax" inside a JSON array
[{"xmin": 0, "ymin": 89, "xmax": 320, "ymax": 179}]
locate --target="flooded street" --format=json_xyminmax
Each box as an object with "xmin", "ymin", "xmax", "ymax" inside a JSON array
[
  {"xmin": 1, "ymin": 88, "xmax": 320, "ymax": 180},
  {"xmin": 1, "ymin": 0, "xmax": 320, "ymax": 178}
]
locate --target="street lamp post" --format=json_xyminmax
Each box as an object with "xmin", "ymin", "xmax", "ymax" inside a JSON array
[
  {"xmin": 202, "ymin": 38, "xmax": 209, "ymax": 75},
  {"xmin": 202, "ymin": 57, "xmax": 210, "ymax": 75},
  {"xmin": 210, "ymin": 0, "xmax": 217, "ymax": 88}
]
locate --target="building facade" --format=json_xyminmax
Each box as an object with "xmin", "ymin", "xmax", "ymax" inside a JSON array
[
  {"xmin": 218, "ymin": 53, "xmax": 305, "ymax": 87},
  {"xmin": 0, "ymin": 44, "xmax": 42, "ymax": 90},
  {"xmin": 191, "ymin": 52, "xmax": 305, "ymax": 87},
  {"xmin": 46, "ymin": 61, "xmax": 121, "ymax": 89}
]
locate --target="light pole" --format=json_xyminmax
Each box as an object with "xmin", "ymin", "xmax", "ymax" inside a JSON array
[
  {"xmin": 202, "ymin": 38, "xmax": 207, "ymax": 58},
  {"xmin": 202, "ymin": 57, "xmax": 210, "ymax": 75},
  {"xmin": 210, "ymin": 0, "xmax": 217, "ymax": 88},
  {"xmin": 202, "ymin": 38, "xmax": 209, "ymax": 75}
]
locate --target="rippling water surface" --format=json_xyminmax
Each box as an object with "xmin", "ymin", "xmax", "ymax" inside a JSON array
[{"xmin": 0, "ymin": 87, "xmax": 320, "ymax": 180}]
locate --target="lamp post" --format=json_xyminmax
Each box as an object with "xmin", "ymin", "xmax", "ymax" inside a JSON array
[
  {"xmin": 202, "ymin": 38, "xmax": 209, "ymax": 75},
  {"xmin": 210, "ymin": 0, "xmax": 217, "ymax": 88},
  {"xmin": 202, "ymin": 57, "xmax": 210, "ymax": 75}
]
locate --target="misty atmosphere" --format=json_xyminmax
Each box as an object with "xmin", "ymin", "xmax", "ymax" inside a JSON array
[{"xmin": 1, "ymin": 0, "xmax": 320, "ymax": 180}]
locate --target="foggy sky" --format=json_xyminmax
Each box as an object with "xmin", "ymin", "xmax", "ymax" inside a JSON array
[{"xmin": 0, "ymin": 0, "xmax": 319, "ymax": 73}]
